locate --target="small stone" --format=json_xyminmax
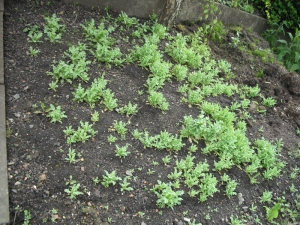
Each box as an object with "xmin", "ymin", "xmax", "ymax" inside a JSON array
[
  {"xmin": 238, "ymin": 193, "xmax": 244, "ymax": 205},
  {"xmin": 94, "ymin": 189, "xmax": 100, "ymax": 197},
  {"xmin": 39, "ymin": 173, "xmax": 47, "ymax": 182},
  {"xmin": 13, "ymin": 94, "xmax": 20, "ymax": 100},
  {"xmin": 65, "ymin": 200, "xmax": 72, "ymax": 206},
  {"xmin": 15, "ymin": 181, "xmax": 21, "ymax": 186},
  {"xmin": 248, "ymin": 102, "xmax": 257, "ymax": 112},
  {"xmin": 29, "ymin": 125, "xmax": 34, "ymax": 128},
  {"xmin": 125, "ymin": 169, "xmax": 133, "ymax": 176},
  {"xmin": 120, "ymin": 205, "xmax": 126, "ymax": 212},
  {"xmin": 141, "ymin": 222, "xmax": 146, "ymax": 225},
  {"xmin": 183, "ymin": 217, "xmax": 191, "ymax": 222},
  {"xmin": 81, "ymin": 167, "xmax": 85, "ymax": 172},
  {"xmin": 258, "ymin": 105, "xmax": 267, "ymax": 111},
  {"xmin": 14, "ymin": 113, "xmax": 21, "ymax": 118},
  {"xmin": 242, "ymin": 206, "xmax": 248, "ymax": 212},
  {"xmin": 31, "ymin": 150, "xmax": 40, "ymax": 159}
]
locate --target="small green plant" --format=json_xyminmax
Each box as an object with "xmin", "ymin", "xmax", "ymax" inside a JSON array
[
  {"xmin": 265, "ymin": 203, "xmax": 281, "ymax": 222},
  {"xmin": 64, "ymin": 121, "xmax": 97, "ymax": 144},
  {"xmin": 115, "ymin": 144, "xmax": 131, "ymax": 158},
  {"xmin": 138, "ymin": 211, "xmax": 145, "ymax": 217},
  {"xmin": 65, "ymin": 148, "xmax": 78, "ymax": 164},
  {"xmin": 225, "ymin": 179, "xmax": 238, "ymax": 197},
  {"xmin": 260, "ymin": 190, "xmax": 273, "ymax": 204},
  {"xmin": 229, "ymin": 215, "xmax": 245, "ymax": 225},
  {"xmin": 28, "ymin": 46, "xmax": 40, "ymax": 57},
  {"xmin": 64, "ymin": 182, "xmax": 83, "ymax": 199},
  {"xmin": 93, "ymin": 176, "xmax": 100, "ymax": 184},
  {"xmin": 188, "ymin": 219, "xmax": 202, "ymax": 225},
  {"xmin": 119, "ymin": 102, "xmax": 138, "ymax": 117},
  {"xmin": 172, "ymin": 64, "xmax": 188, "ymax": 81},
  {"xmin": 275, "ymin": 26, "xmax": 300, "ymax": 73},
  {"xmin": 113, "ymin": 120, "xmax": 127, "ymax": 138},
  {"xmin": 91, "ymin": 111, "xmax": 99, "ymax": 123},
  {"xmin": 152, "ymin": 161, "xmax": 159, "ymax": 166},
  {"xmin": 151, "ymin": 180, "xmax": 184, "ymax": 209},
  {"xmin": 107, "ymin": 134, "xmax": 117, "ymax": 144},
  {"xmin": 23, "ymin": 24, "xmax": 43, "ymax": 43},
  {"xmin": 120, "ymin": 176, "xmax": 134, "ymax": 192},
  {"xmin": 290, "ymin": 166, "xmax": 299, "ymax": 179},
  {"xmin": 101, "ymin": 170, "xmax": 121, "ymax": 187},
  {"xmin": 148, "ymin": 91, "xmax": 169, "ymax": 111},
  {"xmin": 48, "ymin": 81, "xmax": 58, "ymax": 91},
  {"xmin": 230, "ymin": 31, "xmax": 240, "ymax": 48},
  {"xmin": 46, "ymin": 104, "xmax": 67, "ymax": 123},
  {"xmin": 162, "ymin": 155, "xmax": 171, "ymax": 164},
  {"xmin": 23, "ymin": 210, "xmax": 32, "ymax": 225},
  {"xmin": 147, "ymin": 168, "xmax": 155, "ymax": 175},
  {"xmin": 189, "ymin": 144, "xmax": 198, "ymax": 153},
  {"xmin": 261, "ymin": 96, "xmax": 277, "ymax": 107},
  {"xmin": 44, "ymin": 14, "xmax": 65, "ymax": 43}
]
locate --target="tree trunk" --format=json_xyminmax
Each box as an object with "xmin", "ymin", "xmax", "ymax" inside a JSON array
[{"xmin": 158, "ymin": 0, "xmax": 183, "ymax": 27}]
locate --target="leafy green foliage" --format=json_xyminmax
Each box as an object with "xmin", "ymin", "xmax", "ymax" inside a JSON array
[
  {"xmin": 120, "ymin": 176, "xmax": 134, "ymax": 192},
  {"xmin": 275, "ymin": 27, "xmax": 300, "ymax": 73},
  {"xmin": 44, "ymin": 14, "xmax": 65, "ymax": 43},
  {"xmin": 91, "ymin": 42, "xmax": 123, "ymax": 66},
  {"xmin": 101, "ymin": 170, "xmax": 121, "ymax": 187},
  {"xmin": 65, "ymin": 148, "xmax": 78, "ymax": 164},
  {"xmin": 134, "ymin": 130, "xmax": 184, "ymax": 151},
  {"xmin": 201, "ymin": 20, "xmax": 227, "ymax": 42},
  {"xmin": 81, "ymin": 19, "xmax": 113, "ymax": 46},
  {"xmin": 151, "ymin": 180, "xmax": 184, "ymax": 209},
  {"xmin": 115, "ymin": 144, "xmax": 131, "ymax": 158},
  {"xmin": 198, "ymin": 173, "xmax": 218, "ymax": 202},
  {"xmin": 165, "ymin": 33, "xmax": 210, "ymax": 69},
  {"xmin": 265, "ymin": 203, "xmax": 281, "ymax": 222},
  {"xmin": 119, "ymin": 102, "xmax": 138, "ymax": 117},
  {"xmin": 64, "ymin": 181, "xmax": 83, "ymax": 199},
  {"xmin": 47, "ymin": 43, "xmax": 91, "ymax": 83},
  {"xmin": 113, "ymin": 120, "xmax": 127, "ymax": 137},
  {"xmin": 130, "ymin": 35, "xmax": 161, "ymax": 68},
  {"xmin": 23, "ymin": 24, "xmax": 43, "ymax": 43},
  {"xmin": 249, "ymin": 0, "xmax": 300, "ymax": 29},
  {"xmin": 172, "ymin": 64, "xmax": 188, "ymax": 81},
  {"xmin": 28, "ymin": 46, "xmax": 40, "ymax": 57},
  {"xmin": 72, "ymin": 75, "xmax": 118, "ymax": 110},
  {"xmin": 148, "ymin": 91, "xmax": 169, "ymax": 111},
  {"xmin": 23, "ymin": 210, "xmax": 32, "ymax": 225},
  {"xmin": 117, "ymin": 11, "xmax": 139, "ymax": 28},
  {"xmin": 63, "ymin": 121, "xmax": 97, "ymax": 144},
  {"xmin": 46, "ymin": 104, "xmax": 67, "ymax": 123}
]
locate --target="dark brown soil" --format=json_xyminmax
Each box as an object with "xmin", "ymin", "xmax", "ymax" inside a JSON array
[{"xmin": 4, "ymin": 0, "xmax": 300, "ymax": 225}]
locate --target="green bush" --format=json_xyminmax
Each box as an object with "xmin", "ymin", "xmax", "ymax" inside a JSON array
[{"xmin": 249, "ymin": 0, "xmax": 300, "ymax": 29}]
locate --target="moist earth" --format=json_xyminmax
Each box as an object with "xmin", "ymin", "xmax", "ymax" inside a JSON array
[{"xmin": 3, "ymin": 0, "xmax": 300, "ymax": 224}]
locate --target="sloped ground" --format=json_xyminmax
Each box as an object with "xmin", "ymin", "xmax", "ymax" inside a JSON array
[{"xmin": 4, "ymin": 0, "xmax": 300, "ymax": 224}]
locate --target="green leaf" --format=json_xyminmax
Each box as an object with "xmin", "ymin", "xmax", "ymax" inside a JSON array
[
  {"xmin": 277, "ymin": 39, "xmax": 287, "ymax": 45},
  {"xmin": 290, "ymin": 64, "xmax": 300, "ymax": 72},
  {"xmin": 266, "ymin": 203, "xmax": 281, "ymax": 222}
]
